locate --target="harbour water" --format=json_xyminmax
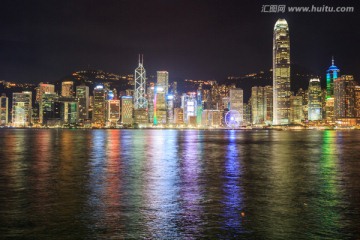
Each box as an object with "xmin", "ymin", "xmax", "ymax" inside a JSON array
[{"xmin": 0, "ymin": 129, "xmax": 359, "ymax": 239}]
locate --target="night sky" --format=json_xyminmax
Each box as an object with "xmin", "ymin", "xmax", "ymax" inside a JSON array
[{"xmin": 1, "ymin": 0, "xmax": 359, "ymax": 83}]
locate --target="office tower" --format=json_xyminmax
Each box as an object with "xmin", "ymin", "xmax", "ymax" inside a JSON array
[
  {"xmin": 251, "ymin": 86, "xmax": 273, "ymax": 125},
  {"xmin": 147, "ymin": 84, "xmax": 155, "ymax": 123},
  {"xmin": 308, "ymin": 78, "xmax": 322, "ymax": 121},
  {"xmin": 133, "ymin": 57, "xmax": 149, "ymax": 125},
  {"xmin": 296, "ymin": 88, "xmax": 308, "ymax": 121},
  {"xmin": 166, "ymin": 95, "xmax": 174, "ymax": 124},
  {"xmin": 106, "ymin": 100, "xmax": 120, "ymax": 127},
  {"xmin": 157, "ymin": 71, "xmax": 169, "ymax": 95},
  {"xmin": 243, "ymin": 102, "xmax": 252, "ymax": 125},
  {"xmin": 121, "ymin": 96, "xmax": 133, "ymax": 125},
  {"xmin": 76, "ymin": 85, "xmax": 89, "ymax": 121},
  {"xmin": 326, "ymin": 57, "xmax": 340, "ymax": 99},
  {"xmin": 321, "ymin": 89, "xmax": 327, "ymax": 120},
  {"xmin": 290, "ymin": 95, "xmax": 303, "ymax": 124},
  {"xmin": 196, "ymin": 89, "xmax": 203, "ymax": 125},
  {"xmin": 201, "ymin": 110, "xmax": 221, "ymax": 127},
  {"xmin": 325, "ymin": 58, "xmax": 340, "ymax": 123},
  {"xmin": 93, "ymin": 85, "xmax": 106, "ymax": 127},
  {"xmin": 334, "ymin": 75, "xmax": 356, "ymax": 119},
  {"xmin": 12, "ymin": 91, "xmax": 32, "ymax": 127},
  {"xmin": 181, "ymin": 93, "xmax": 197, "ymax": 125},
  {"xmin": 154, "ymin": 85, "xmax": 167, "ymax": 125},
  {"xmin": 58, "ymin": 97, "xmax": 78, "ymax": 126},
  {"xmin": 273, "ymin": 18, "xmax": 291, "ymax": 125},
  {"xmin": 229, "ymin": 88, "xmax": 243, "ymax": 124},
  {"xmin": 355, "ymin": 86, "xmax": 360, "ymax": 118},
  {"xmin": 0, "ymin": 94, "xmax": 8, "ymax": 126},
  {"xmin": 61, "ymin": 81, "xmax": 74, "ymax": 97},
  {"xmin": 134, "ymin": 55, "xmax": 147, "ymax": 109},
  {"xmin": 174, "ymin": 108, "xmax": 184, "ymax": 125},
  {"xmin": 36, "ymin": 83, "xmax": 55, "ymax": 103},
  {"xmin": 41, "ymin": 93, "xmax": 60, "ymax": 125}
]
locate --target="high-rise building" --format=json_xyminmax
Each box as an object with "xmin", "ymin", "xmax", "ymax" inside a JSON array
[
  {"xmin": 354, "ymin": 86, "xmax": 360, "ymax": 118},
  {"xmin": 157, "ymin": 71, "xmax": 169, "ymax": 95},
  {"xmin": 93, "ymin": 85, "xmax": 106, "ymax": 127},
  {"xmin": 308, "ymin": 78, "xmax": 322, "ymax": 121},
  {"xmin": 166, "ymin": 95, "xmax": 174, "ymax": 124},
  {"xmin": 229, "ymin": 88, "xmax": 243, "ymax": 124},
  {"xmin": 61, "ymin": 81, "xmax": 74, "ymax": 97},
  {"xmin": 251, "ymin": 86, "xmax": 273, "ymax": 125},
  {"xmin": 326, "ymin": 57, "xmax": 340, "ymax": 99},
  {"xmin": 59, "ymin": 97, "xmax": 78, "ymax": 126},
  {"xmin": 36, "ymin": 83, "xmax": 55, "ymax": 103},
  {"xmin": 106, "ymin": 100, "xmax": 120, "ymax": 127},
  {"xmin": 41, "ymin": 93, "xmax": 60, "ymax": 125},
  {"xmin": 181, "ymin": 93, "xmax": 197, "ymax": 125},
  {"xmin": 273, "ymin": 19, "xmax": 291, "ymax": 125},
  {"xmin": 202, "ymin": 110, "xmax": 221, "ymax": 127},
  {"xmin": 154, "ymin": 85, "xmax": 167, "ymax": 125},
  {"xmin": 296, "ymin": 88, "xmax": 308, "ymax": 121},
  {"xmin": 121, "ymin": 96, "xmax": 133, "ymax": 125},
  {"xmin": 174, "ymin": 108, "xmax": 184, "ymax": 125},
  {"xmin": 290, "ymin": 95, "xmax": 303, "ymax": 124},
  {"xmin": 0, "ymin": 94, "xmax": 9, "ymax": 126},
  {"xmin": 334, "ymin": 75, "xmax": 356, "ymax": 119},
  {"xmin": 37, "ymin": 83, "xmax": 55, "ymax": 124},
  {"xmin": 76, "ymin": 85, "xmax": 89, "ymax": 121},
  {"xmin": 12, "ymin": 91, "xmax": 32, "ymax": 127},
  {"xmin": 134, "ymin": 55, "xmax": 147, "ymax": 109},
  {"xmin": 147, "ymin": 84, "xmax": 155, "ymax": 123}
]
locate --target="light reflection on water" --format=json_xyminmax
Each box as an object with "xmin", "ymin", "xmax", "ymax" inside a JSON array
[{"xmin": 0, "ymin": 129, "xmax": 360, "ymax": 239}]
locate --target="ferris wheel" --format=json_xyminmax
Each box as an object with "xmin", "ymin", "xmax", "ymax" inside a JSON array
[{"xmin": 225, "ymin": 110, "xmax": 241, "ymax": 128}]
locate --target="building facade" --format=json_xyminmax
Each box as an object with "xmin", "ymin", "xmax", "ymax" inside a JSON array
[{"xmin": 273, "ymin": 19, "xmax": 291, "ymax": 125}]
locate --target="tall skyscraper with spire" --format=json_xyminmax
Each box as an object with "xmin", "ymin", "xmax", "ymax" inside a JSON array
[
  {"xmin": 134, "ymin": 55, "xmax": 148, "ymax": 125},
  {"xmin": 134, "ymin": 55, "xmax": 147, "ymax": 109},
  {"xmin": 326, "ymin": 57, "xmax": 340, "ymax": 99},
  {"xmin": 273, "ymin": 19, "xmax": 291, "ymax": 125}
]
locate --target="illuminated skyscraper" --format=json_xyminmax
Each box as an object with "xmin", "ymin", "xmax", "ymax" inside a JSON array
[
  {"xmin": 93, "ymin": 85, "xmax": 106, "ymax": 127},
  {"xmin": 334, "ymin": 75, "xmax": 356, "ymax": 119},
  {"xmin": 290, "ymin": 95, "xmax": 303, "ymax": 124},
  {"xmin": 41, "ymin": 93, "xmax": 59, "ymax": 125},
  {"xmin": 59, "ymin": 97, "xmax": 78, "ymax": 126},
  {"xmin": 36, "ymin": 83, "xmax": 55, "ymax": 103},
  {"xmin": 326, "ymin": 57, "xmax": 340, "ymax": 99},
  {"xmin": 106, "ymin": 100, "xmax": 120, "ymax": 127},
  {"xmin": 355, "ymin": 86, "xmax": 360, "ymax": 118},
  {"xmin": 166, "ymin": 95, "xmax": 174, "ymax": 124},
  {"xmin": 0, "ymin": 94, "xmax": 8, "ymax": 126},
  {"xmin": 147, "ymin": 84, "xmax": 155, "ymax": 123},
  {"xmin": 229, "ymin": 88, "xmax": 243, "ymax": 124},
  {"xmin": 61, "ymin": 81, "xmax": 74, "ymax": 97},
  {"xmin": 121, "ymin": 96, "xmax": 133, "ymax": 125},
  {"xmin": 174, "ymin": 108, "xmax": 184, "ymax": 125},
  {"xmin": 157, "ymin": 71, "xmax": 169, "ymax": 94},
  {"xmin": 12, "ymin": 91, "xmax": 32, "ymax": 127},
  {"xmin": 273, "ymin": 19, "xmax": 291, "ymax": 125},
  {"xmin": 134, "ymin": 55, "xmax": 147, "ymax": 109},
  {"xmin": 154, "ymin": 85, "xmax": 167, "ymax": 125},
  {"xmin": 181, "ymin": 93, "xmax": 197, "ymax": 125},
  {"xmin": 308, "ymin": 78, "xmax": 322, "ymax": 121},
  {"xmin": 251, "ymin": 86, "xmax": 273, "ymax": 125},
  {"xmin": 76, "ymin": 85, "xmax": 89, "ymax": 121}
]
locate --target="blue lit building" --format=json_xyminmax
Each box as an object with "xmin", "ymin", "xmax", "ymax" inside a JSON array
[{"xmin": 326, "ymin": 57, "xmax": 340, "ymax": 99}]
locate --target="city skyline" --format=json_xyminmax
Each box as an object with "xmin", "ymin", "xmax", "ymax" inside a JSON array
[{"xmin": 0, "ymin": 0, "xmax": 359, "ymax": 83}]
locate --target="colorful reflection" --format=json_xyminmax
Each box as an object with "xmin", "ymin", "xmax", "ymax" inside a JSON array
[
  {"xmin": 222, "ymin": 130, "xmax": 244, "ymax": 235},
  {"xmin": 143, "ymin": 130, "xmax": 181, "ymax": 239},
  {"xmin": 178, "ymin": 130, "xmax": 203, "ymax": 237}
]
